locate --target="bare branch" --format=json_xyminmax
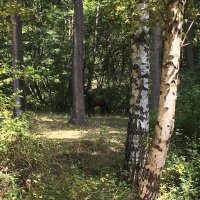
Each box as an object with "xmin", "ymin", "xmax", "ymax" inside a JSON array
[
  {"xmin": 181, "ymin": 19, "xmax": 195, "ymax": 46},
  {"xmin": 182, "ymin": 42, "xmax": 190, "ymax": 47}
]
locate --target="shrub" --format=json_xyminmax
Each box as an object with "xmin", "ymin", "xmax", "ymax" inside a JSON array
[
  {"xmin": 0, "ymin": 114, "xmax": 59, "ymax": 199},
  {"xmin": 159, "ymin": 142, "xmax": 200, "ymax": 200}
]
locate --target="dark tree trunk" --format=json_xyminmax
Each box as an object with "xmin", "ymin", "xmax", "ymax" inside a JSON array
[
  {"xmin": 87, "ymin": 1, "xmax": 100, "ymax": 90},
  {"xmin": 150, "ymin": 23, "xmax": 163, "ymax": 109},
  {"xmin": 185, "ymin": 22, "xmax": 195, "ymax": 70},
  {"xmin": 69, "ymin": 0, "xmax": 87, "ymax": 125},
  {"xmin": 11, "ymin": 4, "xmax": 25, "ymax": 117}
]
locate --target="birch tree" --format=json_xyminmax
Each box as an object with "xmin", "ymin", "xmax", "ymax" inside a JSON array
[
  {"xmin": 124, "ymin": 0, "xmax": 150, "ymax": 189},
  {"xmin": 139, "ymin": 0, "xmax": 186, "ymax": 199}
]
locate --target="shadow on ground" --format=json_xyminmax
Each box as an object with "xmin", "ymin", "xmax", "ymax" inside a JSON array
[
  {"xmin": 55, "ymin": 138, "xmax": 124, "ymax": 176},
  {"xmin": 23, "ymin": 114, "xmax": 135, "ymax": 200},
  {"xmin": 35, "ymin": 113, "xmax": 128, "ymax": 131}
]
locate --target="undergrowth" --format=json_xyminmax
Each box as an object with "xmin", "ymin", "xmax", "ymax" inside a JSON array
[
  {"xmin": 158, "ymin": 134, "xmax": 200, "ymax": 200},
  {"xmin": 0, "ymin": 114, "xmax": 135, "ymax": 200}
]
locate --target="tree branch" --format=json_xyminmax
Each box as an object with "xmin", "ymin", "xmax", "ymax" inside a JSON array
[{"xmin": 181, "ymin": 19, "xmax": 195, "ymax": 46}]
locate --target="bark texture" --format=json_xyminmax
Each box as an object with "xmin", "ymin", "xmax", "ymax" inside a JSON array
[
  {"xmin": 70, "ymin": 0, "xmax": 87, "ymax": 125},
  {"xmin": 124, "ymin": 1, "xmax": 150, "ymax": 189},
  {"xmin": 11, "ymin": 4, "xmax": 25, "ymax": 117},
  {"xmin": 138, "ymin": 1, "xmax": 186, "ymax": 199},
  {"xmin": 150, "ymin": 23, "xmax": 163, "ymax": 108}
]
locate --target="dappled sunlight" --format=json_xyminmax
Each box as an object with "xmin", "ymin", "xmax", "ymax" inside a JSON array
[
  {"xmin": 33, "ymin": 113, "xmax": 128, "ymax": 177},
  {"xmin": 90, "ymin": 116, "xmax": 128, "ymax": 131},
  {"xmin": 55, "ymin": 138, "xmax": 125, "ymax": 177},
  {"xmin": 40, "ymin": 130, "xmax": 89, "ymax": 140},
  {"xmin": 14, "ymin": 113, "xmax": 135, "ymax": 199},
  {"xmin": 35, "ymin": 113, "xmax": 128, "ymax": 142}
]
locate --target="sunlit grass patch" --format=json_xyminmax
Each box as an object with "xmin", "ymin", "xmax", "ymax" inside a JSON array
[{"xmin": 1, "ymin": 113, "xmax": 135, "ymax": 200}]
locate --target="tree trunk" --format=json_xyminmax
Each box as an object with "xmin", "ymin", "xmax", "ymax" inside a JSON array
[
  {"xmin": 11, "ymin": 1, "xmax": 25, "ymax": 117},
  {"xmin": 150, "ymin": 23, "xmax": 163, "ymax": 109},
  {"xmin": 87, "ymin": 1, "xmax": 100, "ymax": 90},
  {"xmin": 138, "ymin": 1, "xmax": 186, "ymax": 199},
  {"xmin": 34, "ymin": 81, "xmax": 46, "ymax": 105},
  {"xmin": 124, "ymin": 2, "xmax": 150, "ymax": 189},
  {"xmin": 185, "ymin": 22, "xmax": 194, "ymax": 70},
  {"xmin": 69, "ymin": 0, "xmax": 87, "ymax": 125}
]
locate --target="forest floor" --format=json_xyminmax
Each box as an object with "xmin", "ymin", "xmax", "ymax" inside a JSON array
[
  {"xmin": 2, "ymin": 113, "xmax": 197, "ymax": 199},
  {"xmin": 25, "ymin": 113, "xmax": 135, "ymax": 200},
  {"xmin": 36, "ymin": 113, "xmax": 128, "ymax": 141}
]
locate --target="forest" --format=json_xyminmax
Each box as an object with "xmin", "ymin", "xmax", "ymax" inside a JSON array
[{"xmin": 0, "ymin": 0, "xmax": 200, "ymax": 199}]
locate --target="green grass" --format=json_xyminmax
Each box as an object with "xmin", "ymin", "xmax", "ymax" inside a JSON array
[
  {"xmin": 1, "ymin": 113, "xmax": 199, "ymax": 200},
  {"xmin": 1, "ymin": 113, "xmax": 135, "ymax": 200}
]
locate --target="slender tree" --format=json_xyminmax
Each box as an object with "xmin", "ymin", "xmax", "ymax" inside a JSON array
[
  {"xmin": 87, "ymin": 0, "xmax": 100, "ymax": 90},
  {"xmin": 69, "ymin": 0, "xmax": 87, "ymax": 125},
  {"xmin": 138, "ymin": 1, "xmax": 186, "ymax": 199},
  {"xmin": 184, "ymin": 0, "xmax": 198, "ymax": 70},
  {"xmin": 150, "ymin": 23, "xmax": 163, "ymax": 108},
  {"xmin": 185, "ymin": 21, "xmax": 195, "ymax": 70},
  {"xmin": 124, "ymin": 1, "xmax": 150, "ymax": 189},
  {"xmin": 11, "ymin": 0, "xmax": 25, "ymax": 117}
]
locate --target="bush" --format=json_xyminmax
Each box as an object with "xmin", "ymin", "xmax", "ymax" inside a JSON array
[
  {"xmin": 0, "ymin": 113, "xmax": 135, "ymax": 200},
  {"xmin": 159, "ymin": 141, "xmax": 200, "ymax": 200},
  {"xmin": 175, "ymin": 70, "xmax": 200, "ymax": 143},
  {"xmin": 0, "ymin": 114, "xmax": 59, "ymax": 199}
]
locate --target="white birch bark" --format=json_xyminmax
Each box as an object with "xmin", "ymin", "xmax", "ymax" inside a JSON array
[
  {"xmin": 124, "ymin": 1, "xmax": 150, "ymax": 188},
  {"xmin": 138, "ymin": 1, "xmax": 186, "ymax": 199}
]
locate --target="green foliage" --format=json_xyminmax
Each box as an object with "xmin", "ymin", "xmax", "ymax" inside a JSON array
[
  {"xmin": 87, "ymin": 85, "xmax": 130, "ymax": 115},
  {"xmin": 0, "ymin": 0, "xmax": 133, "ymax": 112},
  {"xmin": 156, "ymin": 69, "xmax": 200, "ymax": 199},
  {"xmin": 0, "ymin": 0, "xmax": 200, "ymax": 199},
  {"xmin": 24, "ymin": 165, "xmax": 135, "ymax": 200},
  {"xmin": 104, "ymin": 86, "xmax": 130, "ymax": 114},
  {"xmin": 175, "ymin": 69, "xmax": 200, "ymax": 143},
  {"xmin": 0, "ymin": 109, "xmax": 135, "ymax": 199},
  {"xmin": 159, "ymin": 142, "xmax": 200, "ymax": 200},
  {"xmin": 150, "ymin": 69, "xmax": 200, "ymax": 200},
  {"xmin": 0, "ymin": 113, "xmax": 59, "ymax": 199},
  {"xmin": 0, "ymin": 172, "xmax": 22, "ymax": 200}
]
